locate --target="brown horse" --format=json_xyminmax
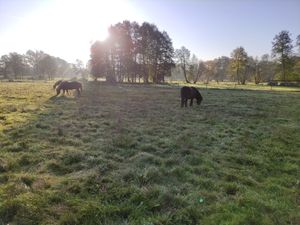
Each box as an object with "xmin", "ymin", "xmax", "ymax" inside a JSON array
[
  {"xmin": 53, "ymin": 80, "xmax": 70, "ymax": 94},
  {"xmin": 181, "ymin": 86, "xmax": 203, "ymax": 107},
  {"xmin": 53, "ymin": 80, "xmax": 63, "ymax": 89},
  {"xmin": 56, "ymin": 81, "xmax": 82, "ymax": 96}
]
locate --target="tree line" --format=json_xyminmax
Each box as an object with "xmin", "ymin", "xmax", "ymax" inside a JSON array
[
  {"xmin": 89, "ymin": 21, "xmax": 175, "ymax": 83},
  {"xmin": 1, "ymin": 22, "xmax": 299, "ymax": 84},
  {"xmin": 0, "ymin": 50, "xmax": 87, "ymax": 80},
  {"xmin": 174, "ymin": 31, "xmax": 300, "ymax": 84}
]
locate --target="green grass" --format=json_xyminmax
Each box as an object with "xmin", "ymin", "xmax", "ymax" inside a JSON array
[{"xmin": 0, "ymin": 81, "xmax": 299, "ymax": 225}]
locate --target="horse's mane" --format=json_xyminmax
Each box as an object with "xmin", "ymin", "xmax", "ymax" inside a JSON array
[{"xmin": 53, "ymin": 80, "xmax": 63, "ymax": 89}]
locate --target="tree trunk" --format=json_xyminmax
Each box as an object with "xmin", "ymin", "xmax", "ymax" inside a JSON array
[{"xmin": 182, "ymin": 64, "xmax": 190, "ymax": 83}]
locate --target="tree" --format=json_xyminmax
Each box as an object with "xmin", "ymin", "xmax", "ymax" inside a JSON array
[
  {"xmin": 90, "ymin": 41, "xmax": 110, "ymax": 81},
  {"xmin": 272, "ymin": 30, "xmax": 293, "ymax": 81},
  {"xmin": 153, "ymin": 31, "xmax": 174, "ymax": 83},
  {"xmin": 175, "ymin": 46, "xmax": 191, "ymax": 83},
  {"xmin": 245, "ymin": 56, "xmax": 258, "ymax": 84},
  {"xmin": 25, "ymin": 50, "xmax": 46, "ymax": 79},
  {"xmin": 257, "ymin": 54, "xmax": 276, "ymax": 82},
  {"xmin": 73, "ymin": 59, "xmax": 88, "ymax": 79},
  {"xmin": 196, "ymin": 61, "xmax": 207, "ymax": 83},
  {"xmin": 214, "ymin": 56, "xmax": 230, "ymax": 82},
  {"xmin": 204, "ymin": 60, "xmax": 216, "ymax": 84},
  {"xmin": 187, "ymin": 54, "xmax": 198, "ymax": 83},
  {"xmin": 39, "ymin": 54, "xmax": 57, "ymax": 79},
  {"xmin": 89, "ymin": 21, "xmax": 174, "ymax": 84},
  {"xmin": 230, "ymin": 47, "xmax": 248, "ymax": 84},
  {"xmin": 296, "ymin": 35, "xmax": 300, "ymax": 54},
  {"xmin": 9, "ymin": 52, "xmax": 25, "ymax": 79},
  {"xmin": 139, "ymin": 22, "xmax": 160, "ymax": 83},
  {"xmin": 56, "ymin": 57, "xmax": 72, "ymax": 78},
  {"xmin": 0, "ymin": 55, "xmax": 11, "ymax": 79},
  {"xmin": 292, "ymin": 56, "xmax": 300, "ymax": 79}
]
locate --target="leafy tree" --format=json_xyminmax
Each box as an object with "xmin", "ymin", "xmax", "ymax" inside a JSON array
[
  {"xmin": 292, "ymin": 57, "xmax": 300, "ymax": 79},
  {"xmin": 214, "ymin": 56, "xmax": 230, "ymax": 83},
  {"xmin": 259, "ymin": 54, "xmax": 276, "ymax": 82},
  {"xmin": 272, "ymin": 30, "xmax": 293, "ymax": 81},
  {"xmin": 73, "ymin": 59, "xmax": 88, "ymax": 79},
  {"xmin": 89, "ymin": 21, "xmax": 174, "ymax": 83},
  {"xmin": 230, "ymin": 47, "xmax": 248, "ymax": 84},
  {"xmin": 90, "ymin": 41, "xmax": 110, "ymax": 81},
  {"xmin": 187, "ymin": 54, "xmax": 201, "ymax": 83},
  {"xmin": 25, "ymin": 50, "xmax": 45, "ymax": 79},
  {"xmin": 9, "ymin": 52, "xmax": 26, "ymax": 79},
  {"xmin": 0, "ymin": 55, "xmax": 11, "ymax": 79},
  {"xmin": 245, "ymin": 56, "xmax": 258, "ymax": 84},
  {"xmin": 153, "ymin": 31, "xmax": 174, "ymax": 83},
  {"xmin": 39, "ymin": 54, "xmax": 57, "ymax": 80},
  {"xmin": 107, "ymin": 21, "xmax": 134, "ymax": 82},
  {"xmin": 175, "ymin": 46, "xmax": 191, "ymax": 83},
  {"xmin": 296, "ymin": 34, "xmax": 300, "ymax": 53},
  {"xmin": 139, "ymin": 22, "xmax": 159, "ymax": 83},
  {"xmin": 55, "ymin": 57, "xmax": 73, "ymax": 78},
  {"xmin": 196, "ymin": 61, "xmax": 207, "ymax": 83},
  {"xmin": 203, "ymin": 60, "xmax": 216, "ymax": 84}
]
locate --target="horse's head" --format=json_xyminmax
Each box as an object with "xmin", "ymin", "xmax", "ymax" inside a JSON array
[
  {"xmin": 196, "ymin": 97, "xmax": 202, "ymax": 105},
  {"xmin": 56, "ymin": 86, "xmax": 61, "ymax": 96},
  {"xmin": 53, "ymin": 80, "xmax": 63, "ymax": 90}
]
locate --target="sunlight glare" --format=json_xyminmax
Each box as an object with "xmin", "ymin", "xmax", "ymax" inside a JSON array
[{"xmin": 4, "ymin": 0, "xmax": 140, "ymax": 63}]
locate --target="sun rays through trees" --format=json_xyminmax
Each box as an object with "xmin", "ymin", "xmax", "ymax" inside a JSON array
[{"xmin": 89, "ymin": 21, "xmax": 175, "ymax": 83}]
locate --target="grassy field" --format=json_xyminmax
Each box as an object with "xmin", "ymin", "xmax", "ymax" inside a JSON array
[{"xmin": 0, "ymin": 81, "xmax": 299, "ymax": 225}]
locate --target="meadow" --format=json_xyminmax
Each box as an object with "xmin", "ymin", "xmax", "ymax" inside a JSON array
[{"xmin": 0, "ymin": 81, "xmax": 299, "ymax": 225}]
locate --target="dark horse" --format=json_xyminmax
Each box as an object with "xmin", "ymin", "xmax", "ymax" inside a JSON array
[
  {"xmin": 56, "ymin": 81, "xmax": 82, "ymax": 96},
  {"xmin": 53, "ymin": 80, "xmax": 69, "ymax": 94},
  {"xmin": 53, "ymin": 80, "xmax": 63, "ymax": 89},
  {"xmin": 181, "ymin": 86, "xmax": 203, "ymax": 107}
]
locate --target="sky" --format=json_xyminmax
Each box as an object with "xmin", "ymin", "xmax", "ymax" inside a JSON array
[{"xmin": 0, "ymin": 0, "xmax": 299, "ymax": 64}]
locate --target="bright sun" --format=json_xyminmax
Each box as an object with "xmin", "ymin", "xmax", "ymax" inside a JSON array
[{"xmin": 7, "ymin": 0, "xmax": 140, "ymax": 63}]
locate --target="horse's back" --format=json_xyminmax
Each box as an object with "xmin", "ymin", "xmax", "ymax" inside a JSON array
[
  {"xmin": 63, "ymin": 81, "xmax": 82, "ymax": 89},
  {"xmin": 181, "ymin": 86, "xmax": 195, "ymax": 99},
  {"xmin": 181, "ymin": 86, "xmax": 191, "ymax": 97},
  {"xmin": 181, "ymin": 86, "xmax": 202, "ymax": 99},
  {"xmin": 191, "ymin": 87, "xmax": 202, "ymax": 99}
]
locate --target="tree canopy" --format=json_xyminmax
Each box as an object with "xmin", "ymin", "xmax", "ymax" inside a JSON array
[
  {"xmin": 89, "ymin": 21, "xmax": 175, "ymax": 83},
  {"xmin": 272, "ymin": 30, "xmax": 294, "ymax": 81},
  {"xmin": 0, "ymin": 50, "xmax": 86, "ymax": 80}
]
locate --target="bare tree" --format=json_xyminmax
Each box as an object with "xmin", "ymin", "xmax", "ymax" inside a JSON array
[{"xmin": 175, "ymin": 46, "xmax": 191, "ymax": 83}]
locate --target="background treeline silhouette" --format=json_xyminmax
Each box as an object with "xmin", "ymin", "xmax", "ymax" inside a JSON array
[
  {"xmin": 173, "ymin": 31, "xmax": 300, "ymax": 84},
  {"xmin": 90, "ymin": 21, "xmax": 175, "ymax": 83},
  {"xmin": 0, "ymin": 50, "xmax": 87, "ymax": 80},
  {"xmin": 1, "ymin": 21, "xmax": 300, "ymax": 84}
]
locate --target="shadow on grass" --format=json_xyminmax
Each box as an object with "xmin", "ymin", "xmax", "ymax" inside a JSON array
[{"xmin": 0, "ymin": 82, "xmax": 299, "ymax": 225}]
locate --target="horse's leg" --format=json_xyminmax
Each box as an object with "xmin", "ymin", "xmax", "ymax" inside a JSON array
[
  {"xmin": 181, "ymin": 98, "xmax": 184, "ymax": 108},
  {"xmin": 184, "ymin": 99, "xmax": 188, "ymax": 107},
  {"xmin": 190, "ymin": 98, "xmax": 193, "ymax": 106},
  {"xmin": 77, "ymin": 88, "xmax": 81, "ymax": 97}
]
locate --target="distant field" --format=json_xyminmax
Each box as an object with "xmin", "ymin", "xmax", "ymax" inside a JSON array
[{"xmin": 0, "ymin": 81, "xmax": 299, "ymax": 225}]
